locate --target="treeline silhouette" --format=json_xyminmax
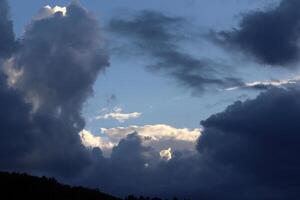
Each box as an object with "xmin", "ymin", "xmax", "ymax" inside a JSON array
[
  {"xmin": 0, "ymin": 171, "xmax": 120, "ymax": 200},
  {"xmin": 0, "ymin": 172, "xmax": 187, "ymax": 200},
  {"xmin": 125, "ymin": 195, "xmax": 189, "ymax": 200}
]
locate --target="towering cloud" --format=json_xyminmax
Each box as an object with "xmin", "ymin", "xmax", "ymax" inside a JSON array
[
  {"xmin": 212, "ymin": 0, "xmax": 300, "ymax": 66},
  {"xmin": 109, "ymin": 11, "xmax": 242, "ymax": 93},
  {"xmin": 0, "ymin": 1, "xmax": 109, "ymax": 177}
]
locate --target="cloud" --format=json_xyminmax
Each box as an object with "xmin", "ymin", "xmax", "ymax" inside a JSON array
[
  {"xmin": 3, "ymin": 1, "xmax": 300, "ymax": 199},
  {"xmin": 79, "ymin": 129, "xmax": 115, "ymax": 157},
  {"xmin": 79, "ymin": 124, "xmax": 200, "ymax": 158},
  {"xmin": 211, "ymin": 0, "xmax": 300, "ymax": 66},
  {"xmin": 34, "ymin": 5, "xmax": 67, "ymax": 20},
  {"xmin": 96, "ymin": 107, "xmax": 141, "ymax": 123},
  {"xmin": 159, "ymin": 148, "xmax": 172, "ymax": 161},
  {"xmin": 83, "ymin": 87, "xmax": 300, "ymax": 199},
  {"xmin": 194, "ymin": 87, "xmax": 300, "ymax": 199},
  {"xmin": 0, "ymin": 1, "xmax": 109, "ymax": 177},
  {"xmin": 100, "ymin": 124, "xmax": 201, "ymax": 153},
  {"xmin": 109, "ymin": 10, "xmax": 242, "ymax": 93},
  {"xmin": 224, "ymin": 76, "xmax": 300, "ymax": 91}
]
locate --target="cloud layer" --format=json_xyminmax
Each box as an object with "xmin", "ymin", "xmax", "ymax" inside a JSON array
[
  {"xmin": 101, "ymin": 124, "xmax": 201, "ymax": 152},
  {"xmin": 225, "ymin": 76, "xmax": 300, "ymax": 91},
  {"xmin": 80, "ymin": 124, "xmax": 201, "ymax": 157}
]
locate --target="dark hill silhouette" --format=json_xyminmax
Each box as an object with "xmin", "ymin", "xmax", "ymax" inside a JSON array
[
  {"xmin": 0, "ymin": 171, "xmax": 184, "ymax": 200},
  {"xmin": 0, "ymin": 171, "xmax": 120, "ymax": 200}
]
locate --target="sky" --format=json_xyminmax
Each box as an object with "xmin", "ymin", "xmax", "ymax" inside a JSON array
[{"xmin": 1, "ymin": 0, "xmax": 300, "ymax": 199}]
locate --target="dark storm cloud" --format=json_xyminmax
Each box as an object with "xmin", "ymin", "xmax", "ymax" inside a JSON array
[
  {"xmin": 197, "ymin": 87, "xmax": 300, "ymax": 199},
  {"xmin": 109, "ymin": 10, "xmax": 242, "ymax": 93},
  {"xmin": 80, "ymin": 133, "xmax": 160, "ymax": 197},
  {"xmin": 0, "ymin": 0, "xmax": 15, "ymax": 58},
  {"xmin": 0, "ymin": 2, "xmax": 109, "ymax": 178},
  {"xmin": 211, "ymin": 0, "xmax": 300, "ymax": 66},
  {"xmin": 0, "ymin": 74, "xmax": 34, "ymax": 171}
]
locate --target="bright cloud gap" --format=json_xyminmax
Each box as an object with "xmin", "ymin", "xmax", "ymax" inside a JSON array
[{"xmin": 79, "ymin": 124, "xmax": 201, "ymax": 158}]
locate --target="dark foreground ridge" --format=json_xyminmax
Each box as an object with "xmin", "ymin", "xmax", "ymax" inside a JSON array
[
  {"xmin": 0, "ymin": 171, "xmax": 120, "ymax": 200},
  {"xmin": 0, "ymin": 171, "xmax": 184, "ymax": 200}
]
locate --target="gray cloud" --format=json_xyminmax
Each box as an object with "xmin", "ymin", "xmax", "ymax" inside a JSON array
[
  {"xmin": 211, "ymin": 0, "xmax": 300, "ymax": 66},
  {"xmin": 0, "ymin": 2, "xmax": 109, "ymax": 178},
  {"xmin": 197, "ymin": 87, "xmax": 300, "ymax": 199},
  {"xmin": 109, "ymin": 10, "xmax": 242, "ymax": 93}
]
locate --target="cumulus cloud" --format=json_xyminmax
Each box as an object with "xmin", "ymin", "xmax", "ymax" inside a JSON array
[
  {"xmin": 34, "ymin": 5, "xmax": 67, "ymax": 20},
  {"xmin": 211, "ymin": 0, "xmax": 300, "ymax": 66},
  {"xmin": 109, "ymin": 10, "xmax": 242, "ymax": 93},
  {"xmin": 0, "ymin": 1, "xmax": 109, "ymax": 177},
  {"xmin": 79, "ymin": 129, "xmax": 115, "ymax": 157},
  {"xmin": 100, "ymin": 124, "xmax": 201, "ymax": 153},
  {"xmin": 96, "ymin": 107, "xmax": 141, "ymax": 123},
  {"xmin": 159, "ymin": 148, "xmax": 172, "ymax": 161},
  {"xmin": 79, "ymin": 124, "xmax": 200, "ymax": 158}
]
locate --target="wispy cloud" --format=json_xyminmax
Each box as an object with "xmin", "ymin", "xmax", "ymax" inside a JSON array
[
  {"xmin": 96, "ymin": 107, "xmax": 142, "ymax": 123},
  {"xmin": 224, "ymin": 76, "xmax": 300, "ymax": 91},
  {"xmin": 109, "ymin": 10, "xmax": 242, "ymax": 94}
]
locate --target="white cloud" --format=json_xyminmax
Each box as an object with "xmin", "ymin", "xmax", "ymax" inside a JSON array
[
  {"xmin": 80, "ymin": 125, "xmax": 201, "ymax": 159},
  {"xmin": 79, "ymin": 129, "xmax": 115, "ymax": 157},
  {"xmin": 96, "ymin": 107, "xmax": 142, "ymax": 123},
  {"xmin": 225, "ymin": 76, "xmax": 300, "ymax": 91},
  {"xmin": 160, "ymin": 148, "xmax": 172, "ymax": 161},
  {"xmin": 101, "ymin": 124, "xmax": 201, "ymax": 153},
  {"xmin": 35, "ymin": 5, "xmax": 67, "ymax": 20},
  {"xmin": 101, "ymin": 124, "xmax": 201, "ymax": 142}
]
